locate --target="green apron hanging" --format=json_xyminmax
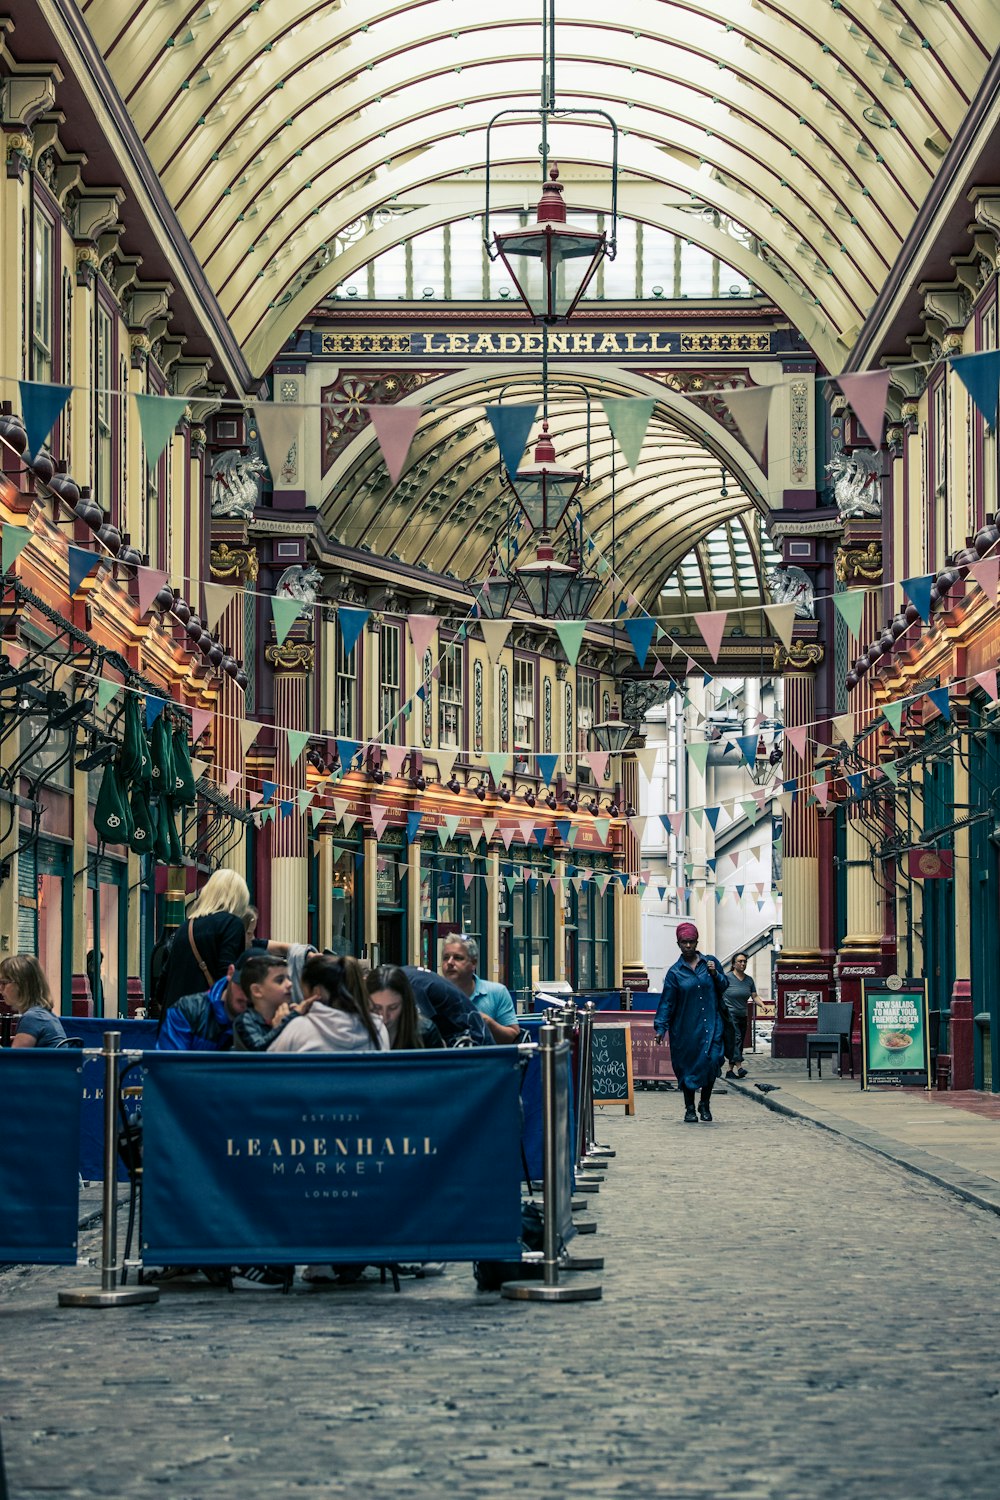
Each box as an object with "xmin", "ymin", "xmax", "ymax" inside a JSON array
[
  {"xmin": 149, "ymin": 716, "xmax": 174, "ymax": 799},
  {"xmin": 120, "ymin": 694, "xmax": 152, "ymax": 785},
  {"xmin": 94, "ymin": 762, "xmax": 132, "ymax": 846},
  {"xmin": 171, "ymin": 724, "xmax": 197, "ymax": 806},
  {"xmin": 128, "ymin": 784, "xmax": 155, "ymax": 855}
]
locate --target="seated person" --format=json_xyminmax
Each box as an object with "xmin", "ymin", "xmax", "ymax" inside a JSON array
[
  {"xmin": 157, "ymin": 951, "xmax": 289, "ymax": 1052},
  {"xmin": 233, "ymin": 957, "xmax": 308, "ymax": 1051},
  {"xmin": 440, "ymin": 935, "xmax": 520, "ymax": 1044},
  {"xmin": 268, "ymin": 954, "xmax": 388, "ymax": 1053},
  {"xmin": 366, "ymin": 965, "xmax": 443, "ymax": 1049},
  {"xmin": 402, "ymin": 965, "xmax": 491, "ymax": 1047},
  {"xmin": 0, "ymin": 955, "xmax": 67, "ymax": 1048}
]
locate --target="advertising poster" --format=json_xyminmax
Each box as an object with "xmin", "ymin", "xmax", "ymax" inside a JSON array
[{"xmin": 861, "ymin": 980, "xmax": 931, "ymax": 1089}]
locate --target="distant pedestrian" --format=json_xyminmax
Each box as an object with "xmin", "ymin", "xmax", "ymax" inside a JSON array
[
  {"xmin": 654, "ymin": 922, "xmax": 728, "ymax": 1123},
  {"xmin": 723, "ymin": 951, "xmax": 756, "ymax": 1079}
]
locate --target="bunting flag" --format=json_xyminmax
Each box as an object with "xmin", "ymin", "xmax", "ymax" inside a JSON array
[
  {"xmin": 337, "ymin": 738, "xmax": 362, "ymax": 770},
  {"xmin": 533, "ymin": 828, "xmax": 548, "ymax": 850},
  {"xmin": 974, "ymin": 669, "xmax": 999, "ymax": 702},
  {"xmin": 634, "ymin": 745, "xmax": 658, "ymax": 781},
  {"xmin": 735, "ymin": 733, "xmax": 759, "ymax": 769},
  {"xmin": 688, "ymin": 742, "xmax": 710, "ymax": 776},
  {"xmin": 383, "ymin": 744, "xmax": 408, "ymax": 776},
  {"xmin": 485, "ymin": 404, "xmax": 537, "ymax": 476},
  {"xmin": 331, "ymin": 798, "xmax": 349, "ymax": 823},
  {"xmin": 969, "ymin": 556, "xmax": 1000, "ymax": 603},
  {"xmin": 480, "ymin": 620, "xmax": 511, "ymax": 662},
  {"xmin": 134, "ymin": 394, "xmax": 187, "ymax": 471},
  {"xmin": 624, "ymin": 616, "xmax": 657, "ymax": 669},
  {"xmin": 1, "ymin": 523, "xmax": 31, "ymax": 572},
  {"xmin": 499, "ymin": 823, "xmax": 517, "ymax": 851},
  {"xmin": 261, "ymin": 780, "xmax": 277, "ymax": 803},
  {"xmin": 97, "ymin": 679, "xmax": 122, "ymax": 712},
  {"xmin": 436, "ymin": 748, "xmax": 457, "ymax": 783},
  {"xmin": 901, "ymin": 574, "xmax": 934, "ymax": 624},
  {"xmin": 255, "ymin": 402, "xmax": 304, "ymax": 481},
  {"xmin": 286, "ymin": 729, "xmax": 310, "ymax": 764},
  {"xmin": 297, "ymin": 789, "xmax": 313, "ymax": 815},
  {"xmin": 19, "ymin": 380, "xmax": 72, "ymax": 464},
  {"xmin": 536, "ymin": 753, "xmax": 558, "ymax": 785},
  {"xmin": 136, "ymin": 567, "xmax": 168, "ymax": 617},
  {"xmin": 784, "ymin": 724, "xmax": 809, "ymax": 762},
  {"xmin": 585, "ymin": 751, "xmax": 609, "ymax": 782},
  {"xmin": 482, "ymin": 817, "xmax": 498, "ymax": 843},
  {"xmin": 693, "ymin": 610, "xmax": 727, "ymax": 662},
  {"xmin": 487, "ymin": 752, "xmax": 508, "ymax": 786},
  {"xmin": 225, "ymin": 768, "xmax": 242, "ymax": 794},
  {"xmin": 311, "ymin": 805, "xmax": 325, "ymax": 830},
  {"xmin": 240, "ymin": 721, "xmax": 261, "ymax": 756},
  {"xmin": 837, "ymin": 369, "xmax": 891, "ymax": 449},
  {"xmin": 556, "ymin": 818, "xmax": 571, "ymax": 843},
  {"xmin": 406, "ymin": 811, "xmax": 423, "ymax": 842},
  {"xmin": 950, "ymin": 350, "xmax": 1000, "ymax": 429},
  {"xmin": 764, "ymin": 603, "xmax": 796, "ymax": 651},
  {"xmin": 628, "ymin": 814, "xmax": 648, "ymax": 840},
  {"xmin": 724, "ymin": 385, "xmax": 772, "ymax": 465},
  {"xmin": 882, "ymin": 700, "xmax": 905, "ymax": 734},
  {"xmin": 593, "ymin": 817, "xmax": 611, "ymax": 844},
  {"xmin": 408, "ymin": 614, "xmax": 440, "ymax": 659},
  {"xmin": 600, "ymin": 397, "xmax": 655, "ymax": 472},
  {"xmin": 652, "ymin": 659, "xmax": 667, "ymax": 679},
  {"xmin": 145, "ymin": 695, "xmax": 166, "ymax": 729},
  {"xmin": 271, "ymin": 595, "xmax": 303, "ymax": 646},
  {"xmin": 68, "ymin": 544, "xmax": 101, "ymax": 596},
  {"xmin": 812, "ymin": 775, "xmax": 830, "ymax": 808},
  {"xmin": 832, "ymin": 712, "xmax": 854, "ymax": 745},
  {"xmin": 338, "ymin": 606, "xmax": 369, "ymax": 656},
  {"xmin": 518, "ymin": 818, "xmax": 535, "ymax": 845},
  {"xmin": 191, "ymin": 758, "xmax": 209, "ymax": 782},
  {"xmin": 741, "ymin": 799, "xmax": 759, "ymax": 825},
  {"xmin": 883, "ymin": 762, "xmax": 900, "ymax": 786},
  {"xmin": 705, "ymin": 806, "xmax": 721, "ymax": 832},
  {"xmin": 203, "ymin": 581, "xmax": 238, "ymax": 632},
  {"xmin": 366, "ymin": 403, "xmax": 424, "ymax": 486},
  {"xmin": 926, "ymin": 686, "xmax": 951, "ymax": 722},
  {"xmin": 190, "ymin": 707, "xmax": 213, "ymax": 742},
  {"xmin": 370, "ymin": 804, "xmax": 390, "ymax": 838},
  {"xmin": 553, "ymin": 620, "xmax": 586, "ymax": 666},
  {"xmin": 833, "ymin": 590, "xmax": 865, "ymax": 638}
]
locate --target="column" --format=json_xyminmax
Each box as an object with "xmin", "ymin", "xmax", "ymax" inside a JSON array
[
  {"xmin": 363, "ymin": 831, "xmax": 378, "ymax": 961},
  {"xmin": 552, "ymin": 854, "xmax": 567, "ymax": 982},
  {"xmin": 772, "ymin": 641, "xmax": 833, "ymax": 1055},
  {"xmin": 684, "ymin": 672, "xmax": 715, "ymax": 948},
  {"xmin": 209, "ymin": 523, "xmax": 255, "ymax": 882},
  {"xmin": 487, "ymin": 849, "xmax": 501, "ymax": 981},
  {"xmin": 407, "ymin": 839, "xmax": 421, "ymax": 964},
  {"xmin": 265, "ymin": 618, "xmax": 312, "ymax": 945},
  {"xmin": 619, "ymin": 750, "xmax": 647, "ymax": 993}
]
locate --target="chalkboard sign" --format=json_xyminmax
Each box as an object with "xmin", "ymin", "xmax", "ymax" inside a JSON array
[{"xmin": 591, "ymin": 1023, "xmax": 635, "ymax": 1115}]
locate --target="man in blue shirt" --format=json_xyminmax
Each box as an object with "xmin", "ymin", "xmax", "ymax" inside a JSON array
[{"xmin": 441, "ymin": 935, "xmax": 520, "ymax": 1044}]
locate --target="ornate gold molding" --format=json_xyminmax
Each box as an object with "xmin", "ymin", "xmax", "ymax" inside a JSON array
[
  {"xmin": 773, "ymin": 641, "xmax": 825, "ymax": 671},
  {"xmin": 210, "ymin": 541, "xmax": 259, "ymax": 582},
  {"xmin": 835, "ymin": 540, "xmax": 882, "ymax": 584},
  {"xmin": 265, "ymin": 641, "xmax": 314, "ymax": 672}
]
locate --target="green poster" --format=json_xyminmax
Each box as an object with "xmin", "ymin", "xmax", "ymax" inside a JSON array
[{"xmin": 861, "ymin": 981, "xmax": 931, "ymax": 1089}]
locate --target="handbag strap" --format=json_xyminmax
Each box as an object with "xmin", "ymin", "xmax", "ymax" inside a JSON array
[{"xmin": 187, "ymin": 920, "xmax": 214, "ymax": 987}]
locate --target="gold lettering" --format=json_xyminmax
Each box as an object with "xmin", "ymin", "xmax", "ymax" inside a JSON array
[
  {"xmin": 472, "ymin": 334, "xmax": 495, "ymax": 354},
  {"xmin": 424, "ymin": 1137, "xmax": 437, "ymax": 1156},
  {"xmin": 290, "ymin": 1139, "xmax": 305, "ymax": 1156},
  {"xmin": 547, "ymin": 332, "xmax": 568, "ymax": 354},
  {"xmin": 314, "ymin": 1139, "xmax": 327, "ymax": 1156},
  {"xmin": 499, "ymin": 334, "xmax": 523, "ymax": 354},
  {"xmin": 334, "ymin": 1139, "xmax": 349, "ymax": 1155},
  {"xmin": 247, "ymin": 1139, "xmax": 260, "ymax": 1157},
  {"xmin": 227, "ymin": 1139, "xmax": 240, "ymax": 1157},
  {"xmin": 357, "ymin": 1138, "xmax": 374, "ymax": 1155},
  {"xmin": 424, "ymin": 333, "xmax": 449, "ymax": 353},
  {"xmin": 268, "ymin": 1140, "xmax": 282, "ymax": 1157},
  {"xmin": 522, "ymin": 332, "xmax": 543, "ymax": 355},
  {"xmin": 447, "ymin": 333, "xmax": 470, "ymax": 353},
  {"xmin": 380, "ymin": 1138, "xmax": 395, "ymax": 1155}
]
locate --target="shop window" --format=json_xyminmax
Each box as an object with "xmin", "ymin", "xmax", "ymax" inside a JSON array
[
  {"xmin": 577, "ymin": 672, "xmax": 596, "ymax": 780},
  {"xmin": 32, "ymin": 209, "xmax": 54, "ymax": 383},
  {"xmin": 330, "ymin": 842, "xmax": 358, "ymax": 956},
  {"xmin": 439, "ymin": 641, "xmax": 463, "ymax": 748},
  {"xmin": 380, "ymin": 622, "xmax": 401, "ymax": 742},
  {"xmin": 336, "ymin": 629, "xmax": 356, "ymax": 737},
  {"xmin": 514, "ymin": 657, "xmax": 535, "ymax": 753}
]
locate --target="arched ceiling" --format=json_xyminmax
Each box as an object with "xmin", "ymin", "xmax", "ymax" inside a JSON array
[
  {"xmin": 322, "ymin": 367, "xmax": 768, "ymax": 619},
  {"xmin": 77, "ymin": 0, "xmax": 1000, "ymax": 376}
]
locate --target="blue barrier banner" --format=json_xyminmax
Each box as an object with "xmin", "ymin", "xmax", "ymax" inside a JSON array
[
  {"xmin": 74, "ymin": 1018, "xmax": 159, "ymax": 1181},
  {"xmin": 0, "ymin": 1051, "xmax": 82, "ymax": 1264},
  {"xmin": 141, "ymin": 1051, "xmax": 523, "ymax": 1265},
  {"xmin": 519, "ymin": 1018, "xmax": 576, "ymax": 1241},
  {"xmin": 552, "ymin": 1041, "xmax": 576, "ymax": 1249}
]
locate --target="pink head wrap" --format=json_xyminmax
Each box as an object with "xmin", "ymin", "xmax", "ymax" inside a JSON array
[{"xmin": 676, "ymin": 922, "xmax": 699, "ymax": 941}]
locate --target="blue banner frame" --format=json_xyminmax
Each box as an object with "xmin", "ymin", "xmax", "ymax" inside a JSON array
[
  {"xmin": 73, "ymin": 1018, "xmax": 158, "ymax": 1181},
  {"xmin": 141, "ymin": 1051, "xmax": 523, "ymax": 1265},
  {"xmin": 0, "ymin": 1051, "xmax": 82, "ymax": 1264}
]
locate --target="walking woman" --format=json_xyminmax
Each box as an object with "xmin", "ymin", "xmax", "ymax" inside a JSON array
[{"xmin": 654, "ymin": 922, "xmax": 728, "ymax": 1123}]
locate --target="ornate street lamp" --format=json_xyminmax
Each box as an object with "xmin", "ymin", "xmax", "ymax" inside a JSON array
[
  {"xmin": 514, "ymin": 540, "xmax": 578, "ymax": 618},
  {"xmin": 491, "ymin": 167, "xmax": 608, "ymax": 324},
  {"xmin": 592, "ymin": 701, "xmax": 633, "ymax": 755},
  {"xmin": 553, "ymin": 562, "xmax": 601, "ymax": 620},
  {"xmin": 507, "ymin": 418, "xmax": 585, "ymax": 533},
  {"xmin": 475, "ymin": 561, "xmax": 523, "ymax": 620}
]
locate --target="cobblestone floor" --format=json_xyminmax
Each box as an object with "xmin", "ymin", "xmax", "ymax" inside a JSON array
[{"xmin": 3, "ymin": 1087, "xmax": 1000, "ymax": 1499}]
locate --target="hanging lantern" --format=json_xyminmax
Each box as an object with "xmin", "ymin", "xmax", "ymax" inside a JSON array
[
  {"xmin": 492, "ymin": 166, "xmax": 607, "ymax": 323},
  {"xmin": 514, "ymin": 541, "xmax": 578, "ymax": 618},
  {"xmin": 592, "ymin": 701, "xmax": 633, "ymax": 754},
  {"xmin": 507, "ymin": 420, "xmax": 585, "ymax": 533}
]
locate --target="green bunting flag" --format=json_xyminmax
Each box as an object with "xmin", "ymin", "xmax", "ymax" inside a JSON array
[
  {"xmin": 1, "ymin": 524, "xmax": 31, "ymax": 573},
  {"xmin": 882, "ymin": 700, "xmax": 905, "ymax": 734},
  {"xmin": 134, "ymin": 394, "xmax": 188, "ymax": 471},
  {"xmin": 286, "ymin": 729, "xmax": 310, "ymax": 765},
  {"xmin": 883, "ymin": 762, "xmax": 900, "ymax": 786},
  {"xmin": 833, "ymin": 590, "xmax": 865, "ymax": 638},
  {"xmin": 271, "ymin": 595, "xmax": 303, "ymax": 646},
  {"xmin": 97, "ymin": 679, "xmax": 122, "ymax": 712},
  {"xmin": 553, "ymin": 620, "xmax": 586, "ymax": 666},
  {"xmin": 600, "ymin": 398, "xmax": 655, "ymax": 472},
  {"xmin": 688, "ymin": 741, "xmax": 710, "ymax": 777}
]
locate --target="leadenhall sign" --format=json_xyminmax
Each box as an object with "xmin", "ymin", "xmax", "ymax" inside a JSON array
[{"xmin": 315, "ymin": 328, "xmax": 774, "ymax": 359}]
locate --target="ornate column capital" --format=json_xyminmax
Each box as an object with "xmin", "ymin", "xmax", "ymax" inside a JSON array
[
  {"xmin": 773, "ymin": 640, "xmax": 824, "ymax": 672},
  {"xmin": 835, "ymin": 539, "xmax": 883, "ymax": 584},
  {"xmin": 210, "ymin": 539, "xmax": 259, "ymax": 583},
  {"xmin": 264, "ymin": 640, "xmax": 314, "ymax": 673}
]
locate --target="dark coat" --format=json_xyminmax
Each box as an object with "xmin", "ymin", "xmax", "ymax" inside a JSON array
[
  {"xmin": 402, "ymin": 967, "xmax": 492, "ymax": 1047},
  {"xmin": 654, "ymin": 952, "xmax": 728, "ymax": 1090},
  {"xmin": 158, "ymin": 912, "xmax": 246, "ymax": 1011}
]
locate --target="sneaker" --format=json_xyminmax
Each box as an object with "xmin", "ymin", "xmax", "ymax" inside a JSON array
[
  {"xmin": 683, "ymin": 1107, "xmax": 698, "ymax": 1123},
  {"xmin": 397, "ymin": 1262, "xmax": 445, "ymax": 1278},
  {"xmin": 230, "ymin": 1266, "xmax": 286, "ymax": 1291}
]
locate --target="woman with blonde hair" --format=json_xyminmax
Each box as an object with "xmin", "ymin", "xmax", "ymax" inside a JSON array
[
  {"xmin": 156, "ymin": 867, "xmax": 251, "ymax": 1015},
  {"xmin": 0, "ymin": 954, "xmax": 67, "ymax": 1048}
]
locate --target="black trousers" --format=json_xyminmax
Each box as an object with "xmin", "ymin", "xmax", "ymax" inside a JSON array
[
  {"xmin": 683, "ymin": 1083, "xmax": 714, "ymax": 1108},
  {"xmin": 726, "ymin": 1013, "xmax": 748, "ymax": 1065}
]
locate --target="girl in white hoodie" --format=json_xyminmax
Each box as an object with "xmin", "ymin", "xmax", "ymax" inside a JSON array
[{"xmin": 269, "ymin": 953, "xmax": 388, "ymax": 1054}]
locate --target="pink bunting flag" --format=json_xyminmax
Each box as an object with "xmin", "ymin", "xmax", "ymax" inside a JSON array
[
  {"xmin": 366, "ymin": 404, "xmax": 424, "ymax": 486},
  {"xmin": 837, "ymin": 369, "xmax": 891, "ymax": 449},
  {"xmin": 585, "ymin": 750, "xmax": 609, "ymax": 782},
  {"xmin": 190, "ymin": 707, "xmax": 213, "ymax": 742},
  {"xmin": 408, "ymin": 614, "xmax": 440, "ymax": 659},
  {"xmin": 370, "ymin": 804, "xmax": 390, "ymax": 838},
  {"xmin": 693, "ymin": 610, "xmax": 727, "ymax": 662},
  {"xmin": 247, "ymin": 790, "xmax": 262, "ymax": 808},
  {"xmin": 785, "ymin": 724, "xmax": 809, "ymax": 762},
  {"xmin": 652, "ymin": 659, "xmax": 667, "ymax": 679},
  {"xmin": 813, "ymin": 776, "xmax": 830, "ymax": 808},
  {"xmin": 724, "ymin": 385, "xmax": 772, "ymax": 465},
  {"xmin": 463, "ymin": 873, "xmax": 475, "ymax": 891},
  {"xmin": 969, "ymin": 556, "xmax": 1000, "ymax": 603},
  {"xmin": 519, "ymin": 819, "xmax": 535, "ymax": 844},
  {"xmin": 383, "ymin": 744, "xmax": 408, "ymax": 776},
  {"xmin": 499, "ymin": 823, "xmax": 518, "ymax": 851},
  {"xmin": 684, "ymin": 656, "xmax": 699, "ymax": 677},
  {"xmin": 668, "ymin": 811, "xmax": 684, "ymax": 836},
  {"xmin": 974, "ymin": 669, "xmax": 999, "ymax": 702},
  {"xmin": 136, "ymin": 566, "xmax": 168, "ymax": 617},
  {"xmin": 224, "ymin": 768, "xmax": 241, "ymax": 793}
]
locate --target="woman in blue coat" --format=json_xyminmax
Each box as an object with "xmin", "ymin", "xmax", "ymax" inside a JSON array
[{"xmin": 654, "ymin": 922, "xmax": 728, "ymax": 1123}]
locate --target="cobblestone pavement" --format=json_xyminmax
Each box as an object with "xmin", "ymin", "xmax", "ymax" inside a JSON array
[{"xmin": 3, "ymin": 1088, "xmax": 1000, "ymax": 1500}]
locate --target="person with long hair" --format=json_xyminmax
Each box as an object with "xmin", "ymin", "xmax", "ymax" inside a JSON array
[
  {"xmin": 365, "ymin": 966, "xmax": 427, "ymax": 1050},
  {"xmin": 156, "ymin": 869, "xmax": 250, "ymax": 1015},
  {"xmin": 0, "ymin": 954, "xmax": 67, "ymax": 1048},
  {"xmin": 268, "ymin": 953, "xmax": 388, "ymax": 1053}
]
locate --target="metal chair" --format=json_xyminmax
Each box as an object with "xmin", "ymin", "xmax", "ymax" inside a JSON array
[{"xmin": 805, "ymin": 1002, "xmax": 855, "ymax": 1079}]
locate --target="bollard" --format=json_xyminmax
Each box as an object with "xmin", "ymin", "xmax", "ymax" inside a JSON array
[
  {"xmin": 584, "ymin": 1002, "xmax": 615, "ymax": 1160},
  {"xmin": 503, "ymin": 1023, "xmax": 601, "ymax": 1302},
  {"xmin": 59, "ymin": 1033, "xmax": 158, "ymax": 1309},
  {"xmin": 574, "ymin": 1001, "xmax": 594, "ymax": 1167}
]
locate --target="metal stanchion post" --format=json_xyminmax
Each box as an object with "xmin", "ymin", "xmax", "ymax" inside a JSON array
[
  {"xmin": 59, "ymin": 1034, "xmax": 158, "ymax": 1309},
  {"xmin": 584, "ymin": 1003, "xmax": 615, "ymax": 1160},
  {"xmin": 503, "ymin": 1023, "xmax": 601, "ymax": 1302}
]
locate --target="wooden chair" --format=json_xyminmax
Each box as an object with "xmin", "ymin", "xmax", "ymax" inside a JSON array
[{"xmin": 805, "ymin": 1002, "xmax": 855, "ymax": 1079}]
